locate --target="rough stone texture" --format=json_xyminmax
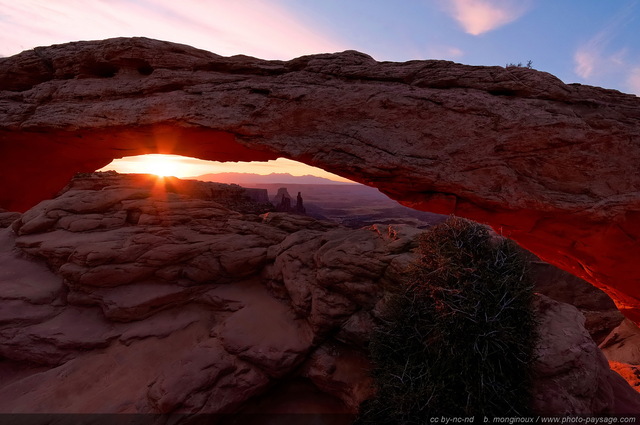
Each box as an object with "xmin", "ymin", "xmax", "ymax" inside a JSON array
[
  {"xmin": 300, "ymin": 343, "xmax": 376, "ymax": 411},
  {"xmin": 0, "ymin": 209, "xmax": 21, "ymax": 228},
  {"xmin": 0, "ymin": 172, "xmax": 638, "ymax": 416},
  {"xmin": 0, "ymin": 172, "xmax": 412, "ymax": 414},
  {"xmin": 532, "ymin": 295, "xmax": 640, "ymax": 415},
  {"xmin": 0, "ymin": 37, "xmax": 638, "ymax": 324},
  {"xmin": 530, "ymin": 259, "xmax": 624, "ymax": 344},
  {"xmin": 600, "ymin": 319, "xmax": 640, "ymax": 365},
  {"xmin": 609, "ymin": 362, "xmax": 640, "ymax": 394}
]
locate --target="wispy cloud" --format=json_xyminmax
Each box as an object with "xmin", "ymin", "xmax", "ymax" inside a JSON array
[
  {"xmin": 573, "ymin": 50, "xmax": 594, "ymax": 80},
  {"xmin": 573, "ymin": 27, "xmax": 629, "ymax": 79},
  {"xmin": 0, "ymin": 0, "xmax": 345, "ymax": 59},
  {"xmin": 628, "ymin": 67, "xmax": 640, "ymax": 95},
  {"xmin": 442, "ymin": 0, "xmax": 531, "ymax": 35},
  {"xmin": 573, "ymin": 2, "xmax": 639, "ymax": 94}
]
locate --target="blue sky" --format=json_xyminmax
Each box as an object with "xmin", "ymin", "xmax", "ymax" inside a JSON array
[
  {"xmin": 278, "ymin": 0, "xmax": 640, "ymax": 94},
  {"xmin": 1, "ymin": 0, "xmax": 639, "ymax": 95}
]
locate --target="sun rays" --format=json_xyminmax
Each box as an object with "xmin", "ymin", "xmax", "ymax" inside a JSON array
[
  {"xmin": 96, "ymin": 154, "xmax": 354, "ymax": 183},
  {"xmin": 127, "ymin": 154, "xmax": 188, "ymax": 177}
]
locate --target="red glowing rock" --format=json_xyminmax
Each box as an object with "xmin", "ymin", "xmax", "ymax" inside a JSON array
[{"xmin": 0, "ymin": 37, "xmax": 639, "ymax": 321}]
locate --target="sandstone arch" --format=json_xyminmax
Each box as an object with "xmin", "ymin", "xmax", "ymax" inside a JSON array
[{"xmin": 1, "ymin": 37, "xmax": 639, "ymax": 321}]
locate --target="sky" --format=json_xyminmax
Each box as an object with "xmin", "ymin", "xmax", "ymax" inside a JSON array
[
  {"xmin": 1, "ymin": 0, "xmax": 639, "ymax": 179},
  {"xmin": 102, "ymin": 154, "xmax": 355, "ymax": 182}
]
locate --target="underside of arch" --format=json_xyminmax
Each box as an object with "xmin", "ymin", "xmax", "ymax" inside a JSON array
[{"xmin": 1, "ymin": 37, "xmax": 639, "ymax": 322}]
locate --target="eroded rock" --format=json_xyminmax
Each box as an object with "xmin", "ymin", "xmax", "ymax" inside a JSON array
[
  {"xmin": 0, "ymin": 172, "xmax": 413, "ymax": 414},
  {"xmin": 531, "ymin": 260, "xmax": 625, "ymax": 344},
  {"xmin": 0, "ymin": 37, "xmax": 639, "ymax": 324},
  {"xmin": 600, "ymin": 319, "xmax": 640, "ymax": 365},
  {"xmin": 532, "ymin": 295, "xmax": 640, "ymax": 415},
  {"xmin": 0, "ymin": 172, "xmax": 638, "ymax": 416}
]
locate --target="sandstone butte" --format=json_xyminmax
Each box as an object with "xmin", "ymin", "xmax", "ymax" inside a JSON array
[{"xmin": 0, "ymin": 37, "xmax": 639, "ymax": 322}]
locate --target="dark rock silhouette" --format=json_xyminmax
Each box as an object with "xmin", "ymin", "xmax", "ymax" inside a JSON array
[
  {"xmin": 295, "ymin": 191, "xmax": 306, "ymax": 215},
  {"xmin": 273, "ymin": 187, "xmax": 305, "ymax": 215},
  {"xmin": 244, "ymin": 188, "xmax": 270, "ymax": 204},
  {"xmin": 272, "ymin": 188, "xmax": 291, "ymax": 207},
  {"xmin": 276, "ymin": 193, "xmax": 291, "ymax": 212}
]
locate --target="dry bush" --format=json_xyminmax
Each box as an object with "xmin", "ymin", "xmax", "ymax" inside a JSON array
[{"xmin": 357, "ymin": 216, "xmax": 537, "ymax": 423}]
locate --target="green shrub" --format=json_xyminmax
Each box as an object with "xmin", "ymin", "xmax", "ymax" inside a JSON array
[{"xmin": 357, "ymin": 216, "xmax": 537, "ymax": 423}]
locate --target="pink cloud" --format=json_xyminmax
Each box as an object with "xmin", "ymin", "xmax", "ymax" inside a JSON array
[
  {"xmin": 444, "ymin": 0, "xmax": 530, "ymax": 35},
  {"xmin": 574, "ymin": 41, "xmax": 640, "ymax": 96},
  {"xmin": 627, "ymin": 68, "xmax": 640, "ymax": 96},
  {"xmin": 574, "ymin": 41, "xmax": 630, "ymax": 80},
  {"xmin": 0, "ymin": 0, "xmax": 346, "ymax": 59},
  {"xmin": 573, "ymin": 3, "xmax": 637, "ymax": 84},
  {"xmin": 573, "ymin": 24, "xmax": 621, "ymax": 80},
  {"xmin": 574, "ymin": 47, "xmax": 597, "ymax": 79}
]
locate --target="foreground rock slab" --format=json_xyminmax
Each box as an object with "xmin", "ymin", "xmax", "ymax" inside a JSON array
[
  {"xmin": 533, "ymin": 295, "xmax": 640, "ymax": 415},
  {"xmin": 0, "ymin": 172, "xmax": 638, "ymax": 416},
  {"xmin": 0, "ymin": 173, "xmax": 408, "ymax": 414}
]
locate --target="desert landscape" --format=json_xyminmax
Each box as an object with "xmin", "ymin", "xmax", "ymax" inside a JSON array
[
  {"xmin": 0, "ymin": 3, "xmax": 639, "ymax": 421},
  {"xmin": 1, "ymin": 171, "xmax": 640, "ymax": 423},
  {"xmin": 193, "ymin": 172, "xmax": 447, "ymax": 228}
]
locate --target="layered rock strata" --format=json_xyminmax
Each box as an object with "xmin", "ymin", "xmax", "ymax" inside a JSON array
[
  {"xmin": 0, "ymin": 173, "xmax": 638, "ymax": 416},
  {"xmin": 0, "ymin": 37, "xmax": 638, "ymax": 322},
  {"xmin": 0, "ymin": 173, "xmax": 401, "ymax": 414}
]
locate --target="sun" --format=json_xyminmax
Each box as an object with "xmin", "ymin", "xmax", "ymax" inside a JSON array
[{"xmin": 139, "ymin": 154, "xmax": 182, "ymax": 177}]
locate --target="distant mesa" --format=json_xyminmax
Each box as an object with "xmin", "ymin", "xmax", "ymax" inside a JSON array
[
  {"xmin": 273, "ymin": 187, "xmax": 306, "ymax": 215},
  {"xmin": 243, "ymin": 187, "xmax": 270, "ymax": 204},
  {"xmin": 193, "ymin": 172, "xmax": 357, "ymax": 186}
]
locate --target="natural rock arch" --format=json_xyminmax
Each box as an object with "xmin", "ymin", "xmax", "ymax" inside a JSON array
[{"xmin": 1, "ymin": 37, "xmax": 639, "ymax": 321}]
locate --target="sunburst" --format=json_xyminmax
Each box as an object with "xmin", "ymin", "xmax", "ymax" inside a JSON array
[{"xmin": 138, "ymin": 154, "xmax": 182, "ymax": 177}]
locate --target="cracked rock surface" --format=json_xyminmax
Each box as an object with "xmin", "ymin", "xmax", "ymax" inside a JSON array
[{"xmin": 0, "ymin": 172, "xmax": 638, "ymax": 416}]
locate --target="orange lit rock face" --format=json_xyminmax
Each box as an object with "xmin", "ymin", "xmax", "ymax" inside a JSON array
[{"xmin": 1, "ymin": 37, "xmax": 639, "ymax": 321}]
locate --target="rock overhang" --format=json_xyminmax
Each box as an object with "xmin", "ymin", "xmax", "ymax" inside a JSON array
[{"xmin": 0, "ymin": 36, "xmax": 639, "ymax": 322}]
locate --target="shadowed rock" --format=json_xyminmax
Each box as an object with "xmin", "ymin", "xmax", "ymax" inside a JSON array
[
  {"xmin": 0, "ymin": 172, "xmax": 638, "ymax": 415},
  {"xmin": 533, "ymin": 295, "xmax": 640, "ymax": 415}
]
